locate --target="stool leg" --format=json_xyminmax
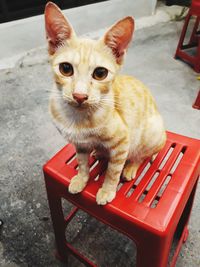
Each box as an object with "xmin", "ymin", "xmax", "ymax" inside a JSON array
[
  {"xmin": 189, "ymin": 17, "xmax": 200, "ymax": 45},
  {"xmin": 194, "ymin": 38, "xmax": 200, "ymax": 72},
  {"xmin": 175, "ymin": 178, "xmax": 198, "ymax": 240},
  {"xmin": 45, "ymin": 179, "xmax": 68, "ymax": 263},
  {"xmin": 175, "ymin": 13, "xmax": 191, "ymax": 58},
  {"xmin": 193, "ymin": 90, "xmax": 200, "ymax": 109},
  {"xmin": 136, "ymin": 235, "xmax": 172, "ymax": 267},
  {"xmin": 170, "ymin": 179, "xmax": 199, "ymax": 267}
]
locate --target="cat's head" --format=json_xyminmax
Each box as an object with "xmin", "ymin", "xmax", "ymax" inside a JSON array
[{"xmin": 45, "ymin": 2, "xmax": 134, "ymax": 110}]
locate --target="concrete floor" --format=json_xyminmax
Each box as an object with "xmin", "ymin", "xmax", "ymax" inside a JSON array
[{"xmin": 0, "ymin": 3, "xmax": 200, "ymax": 267}]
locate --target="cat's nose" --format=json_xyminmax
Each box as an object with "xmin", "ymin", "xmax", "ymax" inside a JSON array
[{"xmin": 72, "ymin": 93, "xmax": 88, "ymax": 104}]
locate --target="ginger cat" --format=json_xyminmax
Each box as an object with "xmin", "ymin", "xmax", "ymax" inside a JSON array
[{"xmin": 44, "ymin": 2, "xmax": 166, "ymax": 205}]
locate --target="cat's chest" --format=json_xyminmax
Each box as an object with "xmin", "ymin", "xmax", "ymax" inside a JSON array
[{"xmin": 62, "ymin": 125, "xmax": 102, "ymax": 148}]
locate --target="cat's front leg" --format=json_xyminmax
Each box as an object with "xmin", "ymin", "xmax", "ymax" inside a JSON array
[
  {"xmin": 68, "ymin": 148, "xmax": 89, "ymax": 194},
  {"xmin": 96, "ymin": 141, "xmax": 129, "ymax": 205}
]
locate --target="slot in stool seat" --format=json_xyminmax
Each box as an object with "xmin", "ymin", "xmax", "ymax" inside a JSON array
[{"xmin": 43, "ymin": 131, "xmax": 200, "ymax": 267}]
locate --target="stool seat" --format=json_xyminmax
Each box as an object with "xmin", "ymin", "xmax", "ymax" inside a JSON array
[{"xmin": 43, "ymin": 131, "xmax": 200, "ymax": 267}]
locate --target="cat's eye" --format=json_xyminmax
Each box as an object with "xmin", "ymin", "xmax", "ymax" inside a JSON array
[
  {"xmin": 59, "ymin": 62, "xmax": 74, "ymax": 77},
  {"xmin": 92, "ymin": 67, "xmax": 108, "ymax": 81}
]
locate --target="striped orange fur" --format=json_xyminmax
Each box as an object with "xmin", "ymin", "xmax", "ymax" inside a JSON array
[{"xmin": 45, "ymin": 2, "xmax": 166, "ymax": 205}]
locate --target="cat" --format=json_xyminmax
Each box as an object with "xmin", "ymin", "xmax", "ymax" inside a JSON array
[{"xmin": 44, "ymin": 2, "xmax": 166, "ymax": 205}]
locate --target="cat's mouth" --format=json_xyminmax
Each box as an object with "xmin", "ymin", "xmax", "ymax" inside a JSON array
[
  {"xmin": 65, "ymin": 97, "xmax": 99, "ymax": 111},
  {"xmin": 68, "ymin": 101, "xmax": 90, "ymax": 110}
]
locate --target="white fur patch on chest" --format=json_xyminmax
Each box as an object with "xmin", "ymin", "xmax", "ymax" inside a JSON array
[{"xmin": 61, "ymin": 125, "xmax": 103, "ymax": 148}]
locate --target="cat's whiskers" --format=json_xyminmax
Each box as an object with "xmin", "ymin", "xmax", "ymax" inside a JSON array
[
  {"xmin": 62, "ymin": 94, "xmax": 74, "ymax": 103},
  {"xmin": 39, "ymin": 94, "xmax": 63, "ymax": 101},
  {"xmin": 100, "ymin": 97, "xmax": 120, "ymax": 108},
  {"xmin": 50, "ymin": 94, "xmax": 63, "ymax": 98},
  {"xmin": 100, "ymin": 98, "xmax": 132, "ymax": 117}
]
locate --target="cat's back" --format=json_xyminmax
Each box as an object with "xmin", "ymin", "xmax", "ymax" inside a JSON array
[{"xmin": 112, "ymin": 74, "xmax": 158, "ymax": 116}]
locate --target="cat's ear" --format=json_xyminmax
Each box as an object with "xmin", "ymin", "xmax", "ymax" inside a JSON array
[
  {"xmin": 45, "ymin": 2, "xmax": 75, "ymax": 55},
  {"xmin": 104, "ymin": 17, "xmax": 134, "ymax": 64}
]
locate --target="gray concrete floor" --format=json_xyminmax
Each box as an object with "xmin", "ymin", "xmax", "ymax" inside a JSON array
[{"xmin": 0, "ymin": 12, "xmax": 200, "ymax": 267}]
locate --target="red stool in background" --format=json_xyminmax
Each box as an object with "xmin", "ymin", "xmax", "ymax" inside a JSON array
[
  {"xmin": 175, "ymin": 0, "xmax": 200, "ymax": 72},
  {"xmin": 193, "ymin": 89, "xmax": 200, "ymax": 109},
  {"xmin": 43, "ymin": 132, "xmax": 200, "ymax": 267}
]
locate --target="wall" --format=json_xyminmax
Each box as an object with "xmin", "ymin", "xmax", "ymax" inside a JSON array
[{"xmin": 0, "ymin": 0, "xmax": 157, "ymax": 68}]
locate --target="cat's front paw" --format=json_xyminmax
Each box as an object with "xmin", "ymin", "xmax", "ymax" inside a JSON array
[
  {"xmin": 122, "ymin": 162, "xmax": 140, "ymax": 181},
  {"xmin": 96, "ymin": 188, "xmax": 116, "ymax": 205},
  {"xmin": 68, "ymin": 175, "xmax": 87, "ymax": 194}
]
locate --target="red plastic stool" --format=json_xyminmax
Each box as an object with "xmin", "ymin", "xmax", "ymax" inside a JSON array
[
  {"xmin": 43, "ymin": 132, "xmax": 200, "ymax": 267},
  {"xmin": 175, "ymin": 0, "xmax": 200, "ymax": 72}
]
